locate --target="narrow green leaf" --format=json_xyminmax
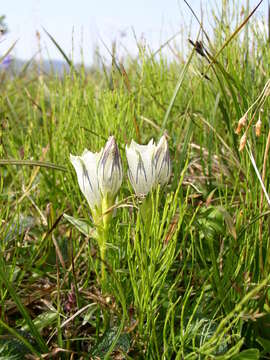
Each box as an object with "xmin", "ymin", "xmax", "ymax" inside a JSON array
[
  {"xmin": 21, "ymin": 311, "xmax": 58, "ymax": 332},
  {"xmin": 231, "ymin": 349, "xmax": 260, "ymax": 360},
  {"xmin": 63, "ymin": 213, "xmax": 95, "ymax": 237},
  {"xmin": 42, "ymin": 27, "xmax": 74, "ymax": 69},
  {"xmin": 0, "ymin": 319, "xmax": 40, "ymax": 357},
  {"xmin": 0, "ymin": 40, "xmax": 18, "ymax": 65},
  {"xmin": 0, "ymin": 260, "xmax": 48, "ymax": 353},
  {"xmin": 217, "ymin": 206, "xmax": 237, "ymax": 240},
  {"xmin": 0, "ymin": 159, "xmax": 66, "ymax": 171},
  {"xmin": 161, "ymin": 48, "xmax": 195, "ymax": 131},
  {"xmin": 257, "ymin": 337, "xmax": 270, "ymax": 353}
]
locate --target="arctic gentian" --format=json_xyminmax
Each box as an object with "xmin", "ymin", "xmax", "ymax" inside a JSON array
[{"xmin": 126, "ymin": 136, "xmax": 171, "ymax": 196}]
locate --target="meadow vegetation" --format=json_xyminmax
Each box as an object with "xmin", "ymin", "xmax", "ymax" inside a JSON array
[{"xmin": 1, "ymin": 1, "xmax": 270, "ymax": 358}]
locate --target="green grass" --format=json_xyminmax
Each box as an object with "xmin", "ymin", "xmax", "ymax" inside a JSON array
[{"xmin": 1, "ymin": 2, "xmax": 270, "ymax": 359}]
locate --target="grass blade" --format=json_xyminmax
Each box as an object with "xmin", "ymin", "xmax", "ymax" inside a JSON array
[
  {"xmin": 0, "ymin": 318, "xmax": 40, "ymax": 357},
  {"xmin": 0, "ymin": 40, "xmax": 18, "ymax": 64},
  {"xmin": 0, "ymin": 259, "xmax": 48, "ymax": 353},
  {"xmin": 161, "ymin": 46, "xmax": 195, "ymax": 132},
  {"xmin": 42, "ymin": 27, "xmax": 74, "ymax": 68},
  {"xmin": 0, "ymin": 159, "xmax": 66, "ymax": 171}
]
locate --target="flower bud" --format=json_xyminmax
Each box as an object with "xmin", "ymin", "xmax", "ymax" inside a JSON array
[
  {"xmin": 126, "ymin": 139, "xmax": 156, "ymax": 196},
  {"xmin": 154, "ymin": 135, "xmax": 171, "ymax": 186},
  {"xmin": 70, "ymin": 150, "xmax": 102, "ymax": 212},
  {"xmin": 126, "ymin": 135, "xmax": 171, "ymax": 196},
  {"xmin": 70, "ymin": 137, "xmax": 123, "ymax": 220},
  {"xmin": 97, "ymin": 136, "xmax": 123, "ymax": 200}
]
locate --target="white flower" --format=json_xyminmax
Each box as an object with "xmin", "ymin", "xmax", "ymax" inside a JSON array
[
  {"xmin": 70, "ymin": 150, "xmax": 102, "ymax": 212},
  {"xmin": 97, "ymin": 136, "xmax": 123, "ymax": 199},
  {"xmin": 70, "ymin": 136, "xmax": 122, "ymax": 213},
  {"xmin": 126, "ymin": 136, "xmax": 171, "ymax": 196},
  {"xmin": 126, "ymin": 139, "xmax": 156, "ymax": 196},
  {"xmin": 154, "ymin": 135, "xmax": 171, "ymax": 186}
]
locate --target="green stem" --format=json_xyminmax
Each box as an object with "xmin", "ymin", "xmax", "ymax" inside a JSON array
[
  {"xmin": 98, "ymin": 225, "xmax": 108, "ymax": 290},
  {"xmin": 100, "ymin": 241, "xmax": 106, "ymax": 285},
  {"xmin": 99, "ymin": 195, "xmax": 111, "ymax": 288},
  {"xmin": 99, "ymin": 226, "xmax": 110, "ymax": 329}
]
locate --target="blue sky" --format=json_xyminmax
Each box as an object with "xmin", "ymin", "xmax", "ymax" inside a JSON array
[{"xmin": 0, "ymin": 0, "xmax": 268, "ymax": 64}]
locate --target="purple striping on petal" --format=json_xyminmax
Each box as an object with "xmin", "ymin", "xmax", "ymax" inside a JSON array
[
  {"xmin": 136, "ymin": 155, "xmax": 147, "ymax": 184},
  {"xmin": 82, "ymin": 162, "xmax": 93, "ymax": 192}
]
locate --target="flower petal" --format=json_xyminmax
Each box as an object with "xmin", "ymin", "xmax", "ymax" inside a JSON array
[
  {"xmin": 70, "ymin": 149, "xmax": 102, "ymax": 211},
  {"xmin": 97, "ymin": 136, "xmax": 123, "ymax": 198},
  {"xmin": 126, "ymin": 139, "xmax": 156, "ymax": 196},
  {"xmin": 155, "ymin": 135, "xmax": 171, "ymax": 185}
]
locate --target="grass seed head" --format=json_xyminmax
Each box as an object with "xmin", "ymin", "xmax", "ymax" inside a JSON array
[
  {"xmin": 239, "ymin": 133, "xmax": 247, "ymax": 151},
  {"xmin": 255, "ymin": 117, "xmax": 262, "ymax": 137},
  {"xmin": 235, "ymin": 113, "xmax": 247, "ymax": 135}
]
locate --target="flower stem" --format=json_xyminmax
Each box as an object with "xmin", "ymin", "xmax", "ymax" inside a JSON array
[
  {"xmin": 99, "ymin": 226, "xmax": 110, "ymax": 329},
  {"xmin": 99, "ymin": 196, "xmax": 111, "ymax": 288},
  {"xmin": 98, "ymin": 223, "xmax": 109, "ymax": 290},
  {"xmin": 100, "ymin": 241, "xmax": 106, "ymax": 285}
]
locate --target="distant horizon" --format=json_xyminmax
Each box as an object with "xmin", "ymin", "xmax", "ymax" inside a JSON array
[{"xmin": 1, "ymin": 0, "xmax": 268, "ymax": 65}]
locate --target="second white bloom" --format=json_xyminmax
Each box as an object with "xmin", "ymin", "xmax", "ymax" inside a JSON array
[{"xmin": 126, "ymin": 135, "xmax": 171, "ymax": 196}]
